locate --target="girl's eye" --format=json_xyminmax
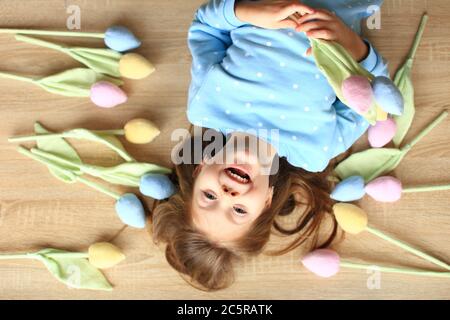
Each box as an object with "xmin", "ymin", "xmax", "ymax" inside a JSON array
[
  {"xmin": 203, "ymin": 191, "xmax": 217, "ymax": 201},
  {"xmin": 233, "ymin": 206, "xmax": 247, "ymax": 216}
]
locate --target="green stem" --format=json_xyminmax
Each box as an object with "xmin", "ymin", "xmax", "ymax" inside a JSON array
[
  {"xmin": 0, "ymin": 253, "xmax": 34, "ymax": 260},
  {"xmin": 8, "ymin": 130, "xmax": 125, "ymax": 142},
  {"xmin": 0, "ymin": 28, "xmax": 105, "ymax": 38},
  {"xmin": 403, "ymin": 184, "xmax": 450, "ymax": 193},
  {"xmin": 401, "ymin": 111, "xmax": 448, "ymax": 152},
  {"xmin": 45, "ymin": 252, "xmax": 89, "ymax": 259},
  {"xmin": 408, "ymin": 13, "xmax": 429, "ymax": 62},
  {"xmin": 76, "ymin": 176, "xmax": 121, "ymax": 200},
  {"xmin": 15, "ymin": 34, "xmax": 66, "ymax": 52},
  {"xmin": 365, "ymin": 226, "xmax": 450, "ymax": 271},
  {"xmin": 340, "ymin": 261, "xmax": 450, "ymax": 278},
  {"xmin": 8, "ymin": 130, "xmax": 130, "ymax": 160},
  {"xmin": 17, "ymin": 146, "xmax": 121, "ymax": 200},
  {"xmin": 0, "ymin": 71, "xmax": 35, "ymax": 83},
  {"xmin": 93, "ymin": 129, "xmax": 125, "ymax": 136},
  {"xmin": 17, "ymin": 146, "xmax": 78, "ymax": 179}
]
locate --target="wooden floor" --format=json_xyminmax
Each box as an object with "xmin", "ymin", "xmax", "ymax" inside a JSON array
[{"xmin": 0, "ymin": 0, "xmax": 449, "ymax": 300}]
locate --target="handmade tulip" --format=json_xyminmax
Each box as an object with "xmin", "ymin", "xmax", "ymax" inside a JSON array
[
  {"xmin": 368, "ymin": 118, "xmax": 397, "ymax": 148},
  {"xmin": 335, "ymin": 110, "xmax": 448, "ymax": 182},
  {"xmin": 15, "ymin": 146, "xmax": 150, "ymax": 229},
  {"xmin": 333, "ymin": 203, "xmax": 450, "ymax": 270},
  {"xmin": 0, "ymin": 68, "xmax": 125, "ymax": 108},
  {"xmin": 301, "ymin": 249, "xmax": 450, "ymax": 279},
  {"xmin": 331, "ymin": 174, "xmax": 450, "ymax": 203},
  {"xmin": 9, "ymin": 118, "xmax": 162, "ymax": 161},
  {"xmin": 365, "ymin": 176, "xmax": 403, "ymax": 202},
  {"xmin": 88, "ymin": 242, "xmax": 125, "ymax": 269},
  {"xmin": 104, "ymin": 25, "xmax": 142, "ymax": 52},
  {"xmin": 310, "ymin": 38, "xmax": 377, "ymax": 124},
  {"xmin": 301, "ymin": 249, "xmax": 340, "ymax": 278},
  {"xmin": 124, "ymin": 118, "xmax": 160, "ymax": 144},
  {"xmin": 115, "ymin": 193, "xmax": 147, "ymax": 228},
  {"xmin": 14, "ymin": 35, "xmax": 154, "ymax": 79},
  {"xmin": 0, "ymin": 243, "xmax": 125, "ymax": 290},
  {"xmin": 0, "ymin": 25, "xmax": 141, "ymax": 52},
  {"xmin": 393, "ymin": 14, "xmax": 428, "ymax": 146},
  {"xmin": 90, "ymin": 81, "xmax": 128, "ymax": 108},
  {"xmin": 330, "ymin": 175, "xmax": 365, "ymax": 202},
  {"xmin": 119, "ymin": 53, "xmax": 155, "ymax": 79},
  {"xmin": 341, "ymin": 75, "xmax": 374, "ymax": 115},
  {"xmin": 333, "ymin": 203, "xmax": 368, "ymax": 234},
  {"xmin": 140, "ymin": 173, "xmax": 176, "ymax": 200},
  {"xmin": 372, "ymin": 76, "xmax": 404, "ymax": 116}
]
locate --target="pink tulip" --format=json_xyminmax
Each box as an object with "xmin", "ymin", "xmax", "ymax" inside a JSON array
[
  {"xmin": 90, "ymin": 81, "xmax": 127, "ymax": 108},
  {"xmin": 301, "ymin": 249, "xmax": 340, "ymax": 278},
  {"xmin": 368, "ymin": 118, "xmax": 397, "ymax": 148},
  {"xmin": 365, "ymin": 176, "xmax": 403, "ymax": 202},
  {"xmin": 342, "ymin": 75, "xmax": 374, "ymax": 115}
]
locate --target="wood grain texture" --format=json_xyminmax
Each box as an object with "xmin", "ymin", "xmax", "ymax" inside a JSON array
[{"xmin": 0, "ymin": 0, "xmax": 449, "ymax": 300}]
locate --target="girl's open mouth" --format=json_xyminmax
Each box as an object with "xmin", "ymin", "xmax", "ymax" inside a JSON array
[{"xmin": 225, "ymin": 167, "xmax": 251, "ymax": 184}]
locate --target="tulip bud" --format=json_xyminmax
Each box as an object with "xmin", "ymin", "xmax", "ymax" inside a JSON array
[
  {"xmin": 368, "ymin": 118, "xmax": 397, "ymax": 148},
  {"xmin": 330, "ymin": 176, "xmax": 366, "ymax": 202},
  {"xmin": 104, "ymin": 26, "xmax": 141, "ymax": 52},
  {"xmin": 90, "ymin": 81, "xmax": 127, "ymax": 108},
  {"xmin": 333, "ymin": 203, "xmax": 368, "ymax": 235},
  {"xmin": 115, "ymin": 193, "xmax": 146, "ymax": 228},
  {"xmin": 140, "ymin": 173, "xmax": 175, "ymax": 200},
  {"xmin": 342, "ymin": 75, "xmax": 374, "ymax": 114},
  {"xmin": 365, "ymin": 176, "xmax": 403, "ymax": 202},
  {"xmin": 119, "ymin": 53, "xmax": 155, "ymax": 79},
  {"xmin": 372, "ymin": 76, "xmax": 404, "ymax": 116},
  {"xmin": 88, "ymin": 242, "xmax": 125, "ymax": 269},
  {"xmin": 124, "ymin": 118, "xmax": 160, "ymax": 144},
  {"xmin": 301, "ymin": 249, "xmax": 340, "ymax": 278}
]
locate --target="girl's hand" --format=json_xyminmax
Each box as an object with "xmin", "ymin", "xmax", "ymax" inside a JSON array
[
  {"xmin": 296, "ymin": 9, "xmax": 369, "ymax": 62},
  {"xmin": 235, "ymin": 0, "xmax": 315, "ymax": 30}
]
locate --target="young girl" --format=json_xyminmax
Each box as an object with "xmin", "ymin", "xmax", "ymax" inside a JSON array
[{"xmin": 151, "ymin": 0, "xmax": 388, "ymax": 290}]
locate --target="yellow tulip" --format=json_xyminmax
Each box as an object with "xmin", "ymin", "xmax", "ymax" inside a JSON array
[
  {"xmin": 333, "ymin": 203, "xmax": 368, "ymax": 235},
  {"xmin": 119, "ymin": 53, "xmax": 155, "ymax": 79},
  {"xmin": 375, "ymin": 106, "xmax": 388, "ymax": 121},
  {"xmin": 88, "ymin": 242, "xmax": 125, "ymax": 269},
  {"xmin": 124, "ymin": 118, "xmax": 160, "ymax": 144}
]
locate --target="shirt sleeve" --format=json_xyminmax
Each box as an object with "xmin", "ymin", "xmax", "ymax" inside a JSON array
[
  {"xmin": 187, "ymin": 0, "xmax": 246, "ymax": 103},
  {"xmin": 332, "ymin": 39, "xmax": 390, "ymax": 154}
]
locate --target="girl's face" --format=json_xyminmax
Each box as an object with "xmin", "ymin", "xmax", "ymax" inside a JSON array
[{"xmin": 191, "ymin": 133, "xmax": 276, "ymax": 242}]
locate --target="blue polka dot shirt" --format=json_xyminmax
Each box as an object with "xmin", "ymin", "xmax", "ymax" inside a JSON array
[{"xmin": 187, "ymin": 0, "xmax": 389, "ymax": 172}]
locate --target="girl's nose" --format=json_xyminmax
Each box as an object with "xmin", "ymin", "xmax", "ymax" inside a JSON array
[{"xmin": 222, "ymin": 185, "xmax": 239, "ymax": 197}]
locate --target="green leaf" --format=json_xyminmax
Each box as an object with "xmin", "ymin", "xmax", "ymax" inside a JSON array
[
  {"xmin": 32, "ymin": 249, "xmax": 113, "ymax": 291},
  {"xmin": 34, "ymin": 122, "xmax": 82, "ymax": 183},
  {"xmin": 36, "ymin": 68, "xmax": 123, "ymax": 97},
  {"xmin": 311, "ymin": 39, "xmax": 377, "ymax": 125},
  {"xmin": 14, "ymin": 35, "xmax": 121, "ymax": 77},
  {"xmin": 334, "ymin": 148, "xmax": 406, "ymax": 183},
  {"xmin": 69, "ymin": 48, "xmax": 121, "ymax": 77},
  {"xmin": 85, "ymin": 162, "xmax": 172, "ymax": 187},
  {"xmin": 393, "ymin": 62, "xmax": 415, "ymax": 147},
  {"xmin": 392, "ymin": 14, "xmax": 428, "ymax": 147},
  {"xmin": 67, "ymin": 128, "xmax": 135, "ymax": 162}
]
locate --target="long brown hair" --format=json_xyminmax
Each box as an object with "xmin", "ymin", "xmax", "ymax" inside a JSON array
[{"xmin": 150, "ymin": 130, "xmax": 338, "ymax": 291}]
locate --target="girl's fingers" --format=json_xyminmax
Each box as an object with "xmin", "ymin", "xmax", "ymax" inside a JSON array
[
  {"xmin": 296, "ymin": 20, "xmax": 329, "ymax": 32},
  {"xmin": 296, "ymin": 10, "xmax": 334, "ymax": 25},
  {"xmin": 306, "ymin": 47, "xmax": 312, "ymax": 56},
  {"xmin": 278, "ymin": 2, "xmax": 315, "ymax": 20},
  {"xmin": 306, "ymin": 29, "xmax": 336, "ymax": 40},
  {"xmin": 275, "ymin": 18, "xmax": 299, "ymax": 30}
]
